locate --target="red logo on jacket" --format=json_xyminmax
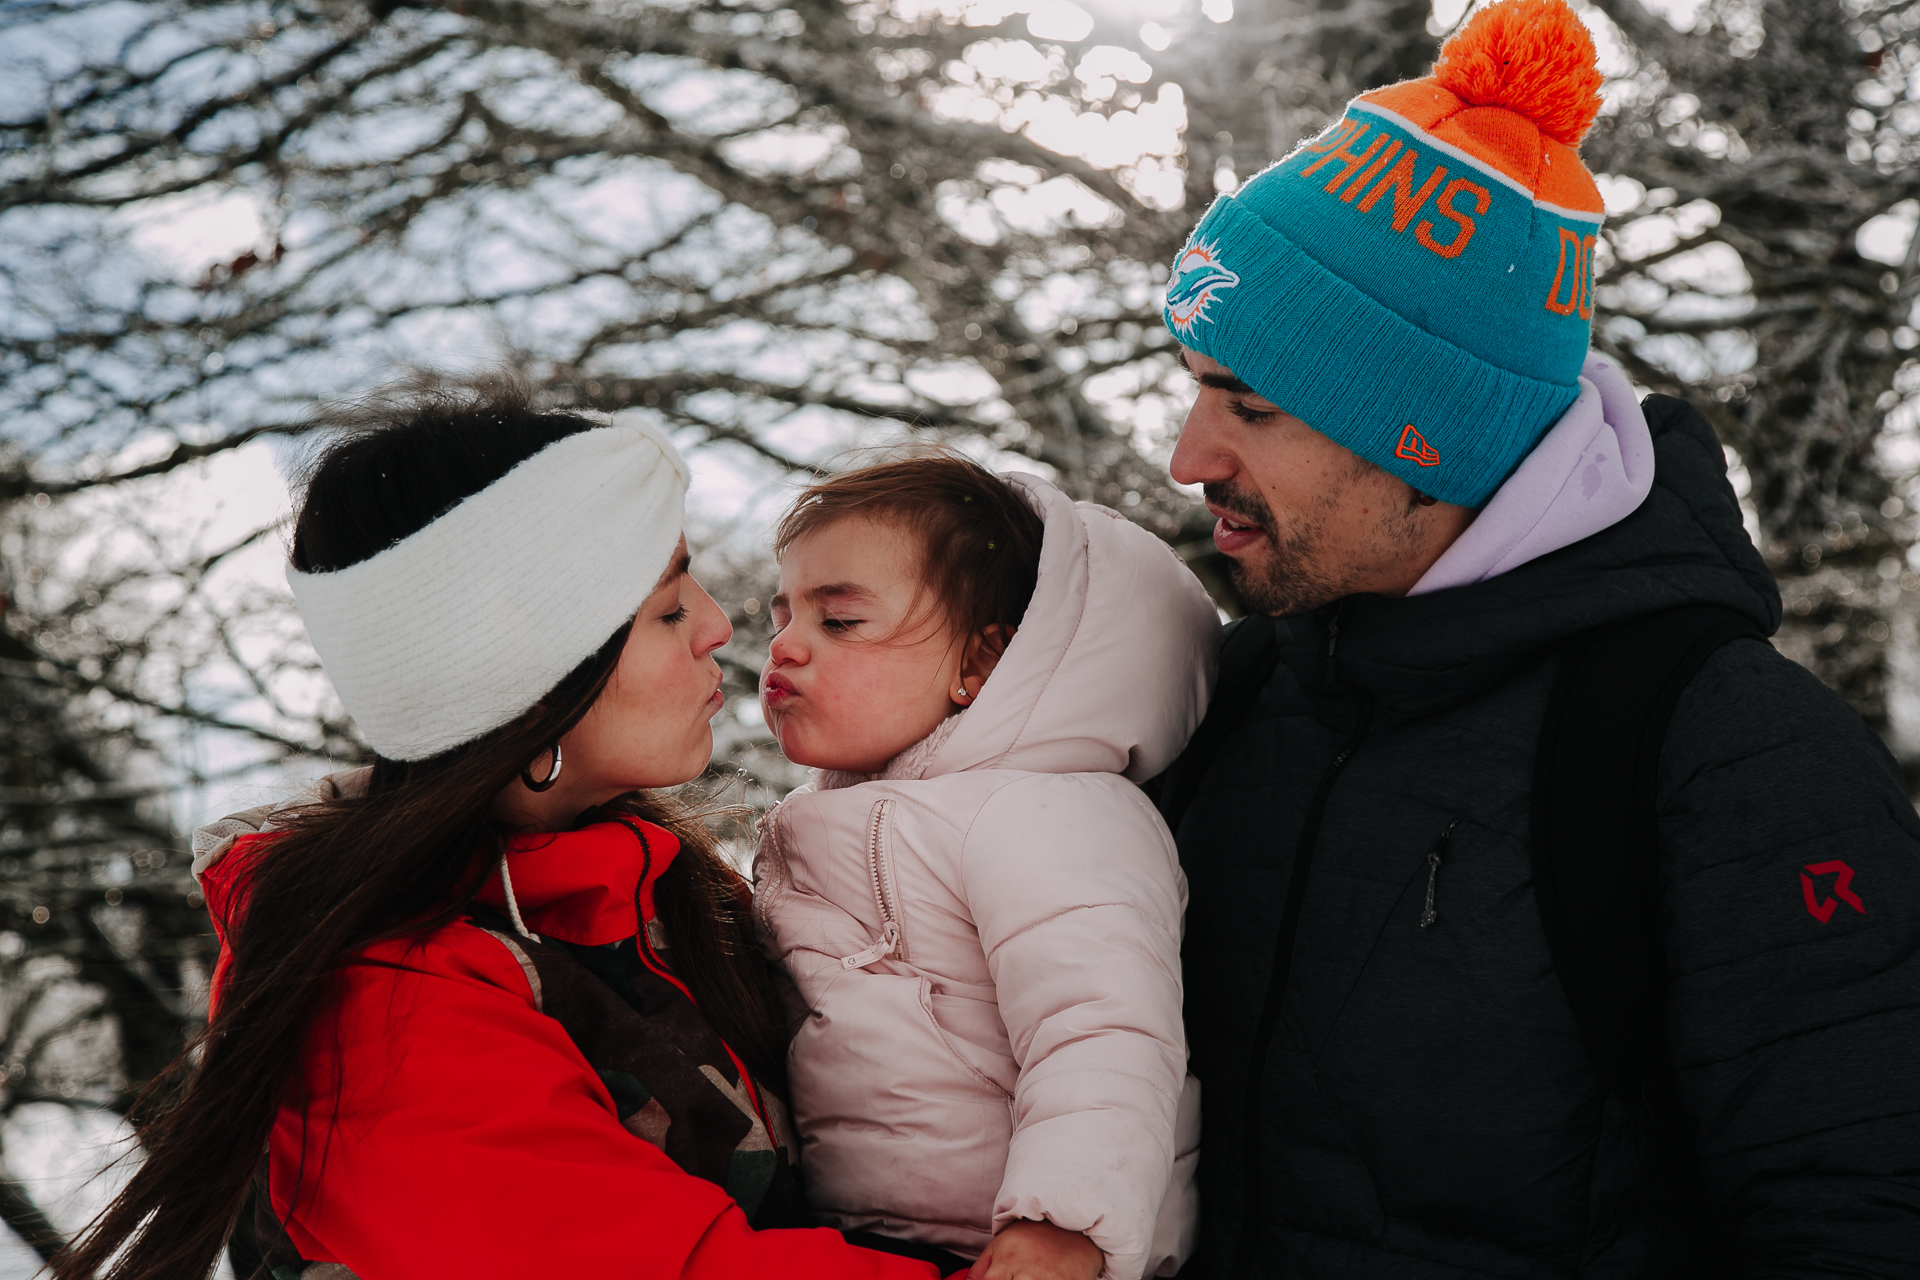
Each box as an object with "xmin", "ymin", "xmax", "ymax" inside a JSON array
[{"xmin": 1800, "ymin": 860, "xmax": 1864, "ymax": 923}]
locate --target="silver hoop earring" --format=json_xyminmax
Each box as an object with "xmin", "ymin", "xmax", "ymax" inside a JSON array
[{"xmin": 521, "ymin": 742, "xmax": 563, "ymax": 792}]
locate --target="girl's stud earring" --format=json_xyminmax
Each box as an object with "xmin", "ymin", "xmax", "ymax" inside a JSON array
[{"xmin": 955, "ymin": 686, "xmax": 971, "ymax": 702}]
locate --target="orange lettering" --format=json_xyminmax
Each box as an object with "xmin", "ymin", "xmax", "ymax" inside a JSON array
[
  {"xmin": 1357, "ymin": 151, "xmax": 1447, "ymax": 232},
  {"xmin": 1544, "ymin": 227, "xmax": 1582, "ymax": 315},
  {"xmin": 1301, "ymin": 124, "xmax": 1384, "ymax": 194},
  {"xmin": 1343, "ymin": 139, "xmax": 1402, "ymax": 203},
  {"xmin": 1415, "ymin": 177, "xmax": 1488, "ymax": 260},
  {"xmin": 1302, "ymin": 119, "xmax": 1360, "ymax": 154},
  {"xmin": 1322, "ymin": 134, "xmax": 1387, "ymax": 194},
  {"xmin": 1578, "ymin": 234, "xmax": 1596, "ymax": 319},
  {"xmin": 1395, "ymin": 424, "xmax": 1441, "ymax": 466}
]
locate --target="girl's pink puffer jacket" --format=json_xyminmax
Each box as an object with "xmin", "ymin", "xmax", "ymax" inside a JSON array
[{"xmin": 754, "ymin": 473, "xmax": 1220, "ymax": 1279}]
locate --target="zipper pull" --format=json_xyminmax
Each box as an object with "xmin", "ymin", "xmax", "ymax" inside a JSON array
[
  {"xmin": 1420, "ymin": 820, "xmax": 1460, "ymax": 929},
  {"xmin": 841, "ymin": 920, "xmax": 901, "ymax": 971},
  {"xmin": 1322, "ymin": 600, "xmax": 1354, "ymax": 689}
]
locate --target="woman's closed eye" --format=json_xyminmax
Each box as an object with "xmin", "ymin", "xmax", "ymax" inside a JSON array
[
  {"xmin": 820, "ymin": 616, "xmax": 862, "ymax": 632},
  {"xmin": 661, "ymin": 604, "xmax": 690, "ymax": 624}
]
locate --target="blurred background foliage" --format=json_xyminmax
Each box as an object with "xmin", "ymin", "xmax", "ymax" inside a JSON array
[{"xmin": 1, "ymin": 0, "xmax": 1917, "ymax": 1263}]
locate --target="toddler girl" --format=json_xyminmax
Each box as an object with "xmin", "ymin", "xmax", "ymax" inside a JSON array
[{"xmin": 754, "ymin": 453, "xmax": 1217, "ymax": 1279}]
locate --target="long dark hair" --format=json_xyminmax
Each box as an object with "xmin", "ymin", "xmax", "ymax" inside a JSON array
[{"xmin": 55, "ymin": 377, "xmax": 790, "ymax": 1280}]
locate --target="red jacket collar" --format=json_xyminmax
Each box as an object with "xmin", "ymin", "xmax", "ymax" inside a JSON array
[{"xmin": 475, "ymin": 819, "xmax": 681, "ymax": 947}]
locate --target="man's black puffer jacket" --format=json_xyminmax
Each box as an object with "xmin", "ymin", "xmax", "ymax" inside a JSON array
[{"xmin": 1171, "ymin": 395, "xmax": 1920, "ymax": 1278}]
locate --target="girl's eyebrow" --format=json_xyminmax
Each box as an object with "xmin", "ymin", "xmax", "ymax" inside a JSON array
[
  {"xmin": 807, "ymin": 582, "xmax": 878, "ymax": 605},
  {"xmin": 768, "ymin": 582, "xmax": 877, "ymax": 612}
]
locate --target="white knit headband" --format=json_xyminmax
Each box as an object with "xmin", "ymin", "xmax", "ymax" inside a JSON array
[{"xmin": 287, "ymin": 415, "xmax": 690, "ymax": 761}]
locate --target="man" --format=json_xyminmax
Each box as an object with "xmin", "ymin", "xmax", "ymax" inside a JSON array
[{"xmin": 1155, "ymin": 1, "xmax": 1920, "ymax": 1276}]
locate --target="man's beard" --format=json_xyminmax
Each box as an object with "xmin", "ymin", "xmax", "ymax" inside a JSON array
[
  {"xmin": 1204, "ymin": 480, "xmax": 1350, "ymax": 617},
  {"xmin": 1205, "ymin": 473, "xmax": 1425, "ymax": 617}
]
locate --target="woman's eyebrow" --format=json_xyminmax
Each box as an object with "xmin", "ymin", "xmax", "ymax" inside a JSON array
[{"xmin": 653, "ymin": 549, "xmax": 692, "ymax": 592}]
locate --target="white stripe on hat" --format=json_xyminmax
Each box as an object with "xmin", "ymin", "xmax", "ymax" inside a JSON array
[{"xmin": 1350, "ymin": 101, "xmax": 1606, "ymax": 226}]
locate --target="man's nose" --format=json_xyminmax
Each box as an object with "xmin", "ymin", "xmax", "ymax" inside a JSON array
[{"xmin": 1169, "ymin": 401, "xmax": 1231, "ymax": 487}]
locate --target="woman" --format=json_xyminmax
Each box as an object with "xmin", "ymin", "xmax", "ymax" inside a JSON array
[{"xmin": 56, "ymin": 382, "xmax": 958, "ymax": 1279}]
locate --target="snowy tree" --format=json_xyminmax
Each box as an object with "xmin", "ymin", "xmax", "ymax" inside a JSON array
[
  {"xmin": 0, "ymin": 0, "xmax": 1914, "ymax": 1257},
  {"xmin": 1583, "ymin": 0, "xmax": 1920, "ymax": 751}
]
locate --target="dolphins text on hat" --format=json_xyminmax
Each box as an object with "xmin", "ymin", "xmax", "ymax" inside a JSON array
[
  {"xmin": 1165, "ymin": 242, "xmax": 1241, "ymax": 336},
  {"xmin": 1297, "ymin": 120, "xmax": 1491, "ymax": 262},
  {"xmin": 1545, "ymin": 227, "xmax": 1596, "ymax": 319}
]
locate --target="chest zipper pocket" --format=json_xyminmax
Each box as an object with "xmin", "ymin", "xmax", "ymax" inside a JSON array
[
  {"xmin": 1419, "ymin": 819, "xmax": 1461, "ymax": 929},
  {"xmin": 841, "ymin": 799, "xmax": 907, "ymax": 970}
]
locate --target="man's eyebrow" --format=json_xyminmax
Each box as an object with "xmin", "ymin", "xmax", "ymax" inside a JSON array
[
  {"xmin": 1201, "ymin": 371, "xmax": 1259, "ymax": 395},
  {"xmin": 1175, "ymin": 348, "xmax": 1259, "ymax": 397}
]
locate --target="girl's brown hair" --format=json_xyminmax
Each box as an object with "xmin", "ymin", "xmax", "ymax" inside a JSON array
[
  {"xmin": 55, "ymin": 379, "xmax": 789, "ymax": 1280},
  {"xmin": 773, "ymin": 449, "xmax": 1047, "ymax": 642}
]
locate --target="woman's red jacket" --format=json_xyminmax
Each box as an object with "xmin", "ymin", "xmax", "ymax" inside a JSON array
[{"xmin": 200, "ymin": 821, "xmax": 948, "ymax": 1279}]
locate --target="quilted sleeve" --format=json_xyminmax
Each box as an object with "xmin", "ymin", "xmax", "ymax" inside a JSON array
[
  {"xmin": 961, "ymin": 773, "xmax": 1192, "ymax": 1280},
  {"xmin": 1658, "ymin": 638, "xmax": 1920, "ymax": 1276}
]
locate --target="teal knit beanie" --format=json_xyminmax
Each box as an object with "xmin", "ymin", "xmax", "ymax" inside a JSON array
[{"xmin": 1161, "ymin": 0, "xmax": 1608, "ymax": 507}]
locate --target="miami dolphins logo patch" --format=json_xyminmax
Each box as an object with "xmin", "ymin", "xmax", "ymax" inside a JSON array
[{"xmin": 1165, "ymin": 242, "xmax": 1240, "ymax": 336}]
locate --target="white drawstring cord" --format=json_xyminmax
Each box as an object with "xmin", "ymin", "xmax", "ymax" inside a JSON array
[{"xmin": 498, "ymin": 854, "xmax": 539, "ymax": 942}]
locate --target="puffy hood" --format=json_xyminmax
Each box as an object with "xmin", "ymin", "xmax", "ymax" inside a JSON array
[
  {"xmin": 921, "ymin": 472, "xmax": 1221, "ymax": 783},
  {"xmin": 1412, "ymin": 354, "xmax": 1655, "ymax": 595}
]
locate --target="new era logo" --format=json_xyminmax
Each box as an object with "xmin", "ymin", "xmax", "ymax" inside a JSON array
[
  {"xmin": 1801, "ymin": 860, "xmax": 1865, "ymax": 923},
  {"xmin": 1395, "ymin": 424, "xmax": 1440, "ymax": 467}
]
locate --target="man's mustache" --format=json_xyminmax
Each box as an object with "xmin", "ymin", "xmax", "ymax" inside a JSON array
[{"xmin": 1204, "ymin": 482, "xmax": 1275, "ymax": 537}]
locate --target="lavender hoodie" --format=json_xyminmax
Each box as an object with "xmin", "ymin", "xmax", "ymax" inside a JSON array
[
  {"xmin": 1412, "ymin": 354, "xmax": 1656, "ymax": 594},
  {"xmin": 754, "ymin": 475, "xmax": 1219, "ymax": 1278}
]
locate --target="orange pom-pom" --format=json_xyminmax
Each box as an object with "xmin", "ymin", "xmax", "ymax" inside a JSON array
[{"xmin": 1432, "ymin": 0, "xmax": 1604, "ymax": 148}]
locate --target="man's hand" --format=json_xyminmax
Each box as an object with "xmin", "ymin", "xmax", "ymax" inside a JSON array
[{"xmin": 967, "ymin": 1219, "xmax": 1103, "ymax": 1280}]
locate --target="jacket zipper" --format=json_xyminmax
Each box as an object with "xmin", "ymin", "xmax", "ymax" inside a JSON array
[
  {"xmin": 1233, "ymin": 602, "xmax": 1373, "ymax": 1280},
  {"xmin": 841, "ymin": 799, "xmax": 903, "ymax": 970},
  {"xmin": 1421, "ymin": 819, "xmax": 1461, "ymax": 929}
]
